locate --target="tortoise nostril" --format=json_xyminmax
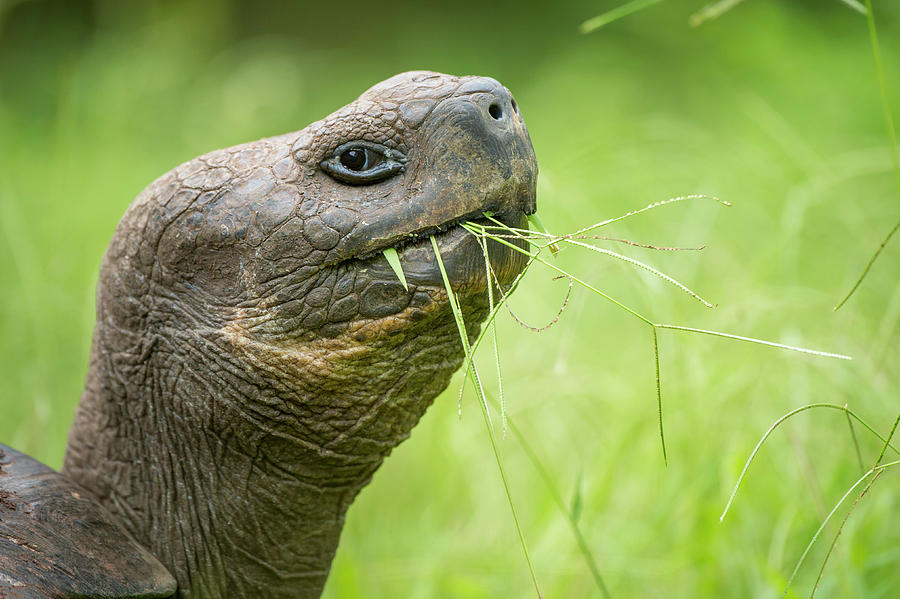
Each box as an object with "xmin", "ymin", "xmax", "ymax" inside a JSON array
[
  {"xmin": 488, "ymin": 103, "xmax": 503, "ymax": 120},
  {"xmin": 510, "ymin": 98, "xmax": 518, "ymax": 113}
]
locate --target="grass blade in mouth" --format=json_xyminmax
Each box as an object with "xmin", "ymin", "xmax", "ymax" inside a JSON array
[
  {"xmin": 381, "ymin": 247, "xmax": 408, "ymax": 291},
  {"xmin": 526, "ymin": 213, "xmax": 559, "ymax": 255}
]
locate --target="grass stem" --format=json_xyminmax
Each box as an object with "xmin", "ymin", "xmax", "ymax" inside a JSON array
[
  {"xmin": 844, "ymin": 406, "xmax": 865, "ymax": 472},
  {"xmin": 579, "ymin": 0, "xmax": 663, "ymax": 34},
  {"xmin": 780, "ymin": 460, "xmax": 900, "ymax": 598},
  {"xmin": 835, "ymin": 0, "xmax": 900, "ymax": 309},
  {"xmin": 720, "ymin": 403, "xmax": 900, "ymax": 522},
  {"xmin": 654, "ymin": 325, "xmax": 852, "ymax": 360},
  {"xmin": 499, "ymin": 405, "xmax": 613, "ymax": 599},
  {"xmin": 652, "ymin": 327, "xmax": 667, "ymax": 466},
  {"xmin": 810, "ymin": 469, "xmax": 882, "ymax": 598},
  {"xmin": 430, "ymin": 235, "xmax": 543, "ymax": 598}
]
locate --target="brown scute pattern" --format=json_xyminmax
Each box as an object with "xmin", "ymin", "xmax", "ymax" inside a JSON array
[
  {"xmin": 0, "ymin": 444, "xmax": 177, "ymax": 598},
  {"xmin": 57, "ymin": 71, "xmax": 536, "ymax": 599}
]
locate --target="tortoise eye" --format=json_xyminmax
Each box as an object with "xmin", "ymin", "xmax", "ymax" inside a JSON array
[
  {"xmin": 340, "ymin": 148, "xmax": 368, "ymax": 171},
  {"xmin": 321, "ymin": 141, "xmax": 406, "ymax": 185}
]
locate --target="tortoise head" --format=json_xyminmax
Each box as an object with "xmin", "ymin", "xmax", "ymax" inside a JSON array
[
  {"xmin": 157, "ymin": 70, "xmax": 536, "ymax": 329},
  {"xmin": 64, "ymin": 71, "xmax": 537, "ymax": 598},
  {"xmin": 89, "ymin": 70, "xmax": 537, "ymax": 453}
]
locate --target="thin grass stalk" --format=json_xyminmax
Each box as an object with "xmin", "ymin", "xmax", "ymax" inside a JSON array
[
  {"xmin": 478, "ymin": 196, "xmax": 728, "ymax": 242},
  {"xmin": 864, "ymin": 0, "xmax": 900, "ymax": 202},
  {"xmin": 652, "ymin": 327, "xmax": 667, "ymax": 466},
  {"xmin": 466, "ymin": 222, "xmax": 656, "ymax": 326},
  {"xmin": 720, "ymin": 403, "xmax": 900, "ymax": 522},
  {"xmin": 874, "ymin": 411, "xmax": 900, "ymax": 467},
  {"xmin": 810, "ymin": 469, "xmax": 882, "ymax": 598},
  {"xmin": 452, "ymin": 247, "xmax": 538, "ymax": 405},
  {"xmin": 835, "ymin": 0, "xmax": 900, "ymax": 309},
  {"xmin": 837, "ymin": 0, "xmax": 867, "ymax": 15},
  {"xmin": 463, "ymin": 226, "xmax": 611, "ymax": 596},
  {"xmin": 780, "ymin": 459, "xmax": 900, "ymax": 598},
  {"xmin": 834, "ymin": 220, "xmax": 900, "ymax": 310},
  {"xmin": 579, "ymin": 0, "xmax": 664, "ymax": 34},
  {"xmin": 472, "ymin": 219, "xmax": 849, "ymax": 362},
  {"xmin": 468, "ymin": 216, "xmax": 853, "ymax": 470},
  {"xmin": 479, "ymin": 235, "xmax": 507, "ymax": 436},
  {"xmin": 498, "ymin": 407, "xmax": 613, "ymax": 599},
  {"xmin": 688, "ymin": 0, "xmax": 747, "ymax": 27},
  {"xmin": 430, "ymin": 235, "xmax": 542, "ymax": 598},
  {"xmin": 550, "ymin": 195, "xmax": 727, "ymax": 239},
  {"xmin": 559, "ymin": 237, "xmax": 714, "ymax": 308},
  {"xmin": 844, "ymin": 406, "xmax": 865, "ymax": 472},
  {"xmin": 655, "ymin": 325, "xmax": 852, "ymax": 360}
]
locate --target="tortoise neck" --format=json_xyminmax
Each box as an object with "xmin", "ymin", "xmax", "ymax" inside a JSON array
[{"xmin": 62, "ymin": 331, "xmax": 388, "ymax": 599}]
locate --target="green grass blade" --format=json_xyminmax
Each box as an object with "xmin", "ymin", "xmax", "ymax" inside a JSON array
[
  {"xmin": 844, "ymin": 406, "xmax": 865, "ymax": 472},
  {"xmin": 526, "ymin": 213, "xmax": 559, "ymax": 255},
  {"xmin": 462, "ymin": 226, "xmax": 611, "ymax": 596},
  {"xmin": 835, "ymin": 0, "xmax": 900, "ymax": 309},
  {"xmin": 837, "ymin": 0, "xmax": 867, "ymax": 15},
  {"xmin": 688, "ymin": 0, "xmax": 746, "ymax": 27},
  {"xmin": 570, "ymin": 472, "xmax": 584, "ymax": 524},
  {"xmin": 652, "ymin": 327, "xmax": 667, "ymax": 466},
  {"xmin": 874, "ymin": 411, "xmax": 900, "ymax": 467},
  {"xmin": 470, "ymin": 221, "xmax": 672, "ymax": 463},
  {"xmin": 492, "ymin": 321, "xmax": 505, "ymax": 436},
  {"xmin": 381, "ymin": 247, "xmax": 408, "ymax": 291},
  {"xmin": 561, "ymin": 238, "xmax": 715, "ymax": 308},
  {"xmin": 780, "ymin": 460, "xmax": 900, "ymax": 598},
  {"xmin": 465, "ymin": 221, "xmax": 657, "ymax": 326},
  {"xmin": 478, "ymin": 234, "xmax": 507, "ymax": 436},
  {"xmin": 501, "ymin": 412, "xmax": 612, "ymax": 599},
  {"xmin": 579, "ymin": 0, "xmax": 664, "ymax": 34},
  {"xmin": 655, "ymin": 325, "xmax": 852, "ymax": 360},
  {"xmin": 430, "ymin": 235, "xmax": 543, "ymax": 598},
  {"xmin": 526, "ymin": 212, "xmax": 548, "ymax": 233},
  {"xmin": 468, "ymin": 214, "xmax": 852, "ymax": 478},
  {"xmin": 720, "ymin": 403, "xmax": 900, "ymax": 522},
  {"xmin": 864, "ymin": 0, "xmax": 900, "ymax": 203},
  {"xmin": 567, "ymin": 194, "xmax": 729, "ymax": 238},
  {"xmin": 834, "ymin": 220, "xmax": 900, "ymax": 310},
  {"xmin": 455, "ymin": 227, "xmax": 537, "ymax": 391},
  {"xmin": 811, "ymin": 470, "xmax": 882, "ymax": 598}
]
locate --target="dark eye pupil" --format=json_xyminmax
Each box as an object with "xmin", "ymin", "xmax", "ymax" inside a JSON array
[{"xmin": 340, "ymin": 148, "xmax": 367, "ymax": 171}]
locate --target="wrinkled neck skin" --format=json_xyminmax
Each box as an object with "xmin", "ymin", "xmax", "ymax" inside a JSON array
[{"xmin": 64, "ymin": 280, "xmax": 484, "ymax": 598}]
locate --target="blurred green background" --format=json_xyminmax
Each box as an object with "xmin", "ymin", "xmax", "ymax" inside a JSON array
[{"xmin": 1, "ymin": 0, "xmax": 898, "ymax": 597}]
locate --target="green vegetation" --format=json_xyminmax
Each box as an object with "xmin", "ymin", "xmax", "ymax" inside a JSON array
[{"xmin": 1, "ymin": 1, "xmax": 898, "ymax": 597}]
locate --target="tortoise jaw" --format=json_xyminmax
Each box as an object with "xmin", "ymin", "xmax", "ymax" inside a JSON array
[{"xmin": 359, "ymin": 209, "xmax": 529, "ymax": 294}]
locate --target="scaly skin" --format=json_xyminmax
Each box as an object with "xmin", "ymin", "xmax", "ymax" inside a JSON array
[{"xmin": 61, "ymin": 71, "xmax": 537, "ymax": 598}]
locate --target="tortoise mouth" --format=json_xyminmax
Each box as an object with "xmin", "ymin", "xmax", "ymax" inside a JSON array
[{"xmin": 353, "ymin": 208, "xmax": 529, "ymax": 293}]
